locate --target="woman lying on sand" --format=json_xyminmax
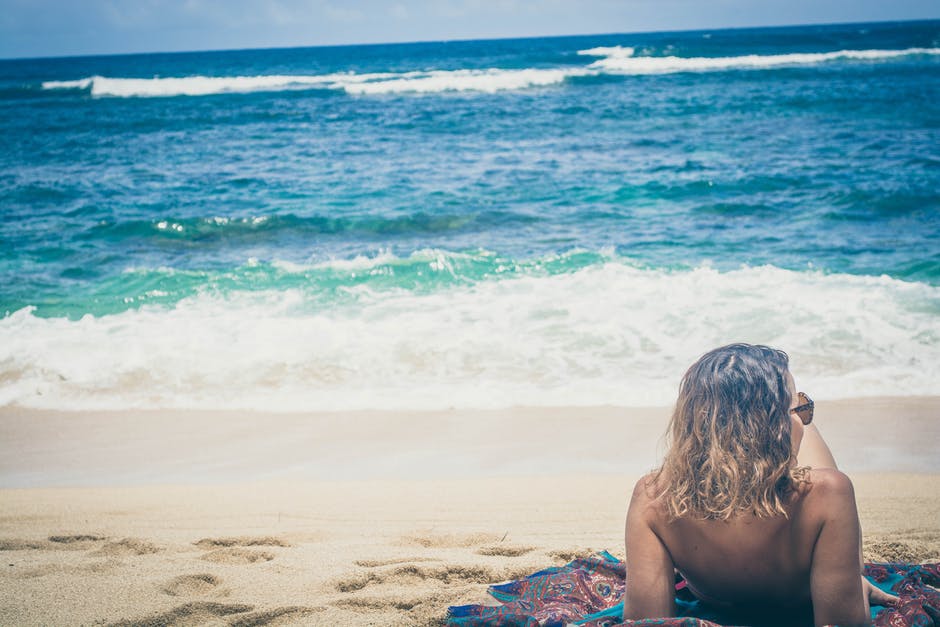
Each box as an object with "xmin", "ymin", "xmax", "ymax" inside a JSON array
[{"xmin": 623, "ymin": 343, "xmax": 898, "ymax": 627}]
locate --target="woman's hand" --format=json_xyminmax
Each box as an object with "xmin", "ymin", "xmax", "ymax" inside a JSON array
[{"xmin": 863, "ymin": 576, "xmax": 898, "ymax": 607}]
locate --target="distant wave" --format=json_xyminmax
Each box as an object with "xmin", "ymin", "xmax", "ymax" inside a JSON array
[
  {"xmin": 582, "ymin": 46, "xmax": 940, "ymax": 74},
  {"xmin": 2, "ymin": 255, "xmax": 938, "ymax": 411},
  {"xmin": 39, "ymin": 46, "xmax": 940, "ymax": 98},
  {"xmin": 41, "ymin": 67, "xmax": 585, "ymax": 98},
  {"xmin": 576, "ymin": 45, "xmax": 636, "ymax": 58},
  {"xmin": 42, "ymin": 72, "xmax": 382, "ymax": 97}
]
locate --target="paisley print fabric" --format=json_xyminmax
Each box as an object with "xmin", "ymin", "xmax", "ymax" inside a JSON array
[{"xmin": 447, "ymin": 552, "xmax": 940, "ymax": 627}]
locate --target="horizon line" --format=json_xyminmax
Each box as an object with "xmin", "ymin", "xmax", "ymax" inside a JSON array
[{"xmin": 2, "ymin": 16, "xmax": 937, "ymax": 63}]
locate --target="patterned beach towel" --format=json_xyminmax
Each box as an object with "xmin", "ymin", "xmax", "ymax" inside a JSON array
[{"xmin": 447, "ymin": 551, "xmax": 940, "ymax": 627}]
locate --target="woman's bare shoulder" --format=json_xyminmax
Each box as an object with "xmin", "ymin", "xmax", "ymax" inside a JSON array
[
  {"xmin": 627, "ymin": 472, "xmax": 669, "ymax": 522},
  {"xmin": 804, "ymin": 467, "xmax": 854, "ymax": 495},
  {"xmin": 629, "ymin": 472, "xmax": 660, "ymax": 500},
  {"xmin": 798, "ymin": 467, "xmax": 857, "ymax": 519}
]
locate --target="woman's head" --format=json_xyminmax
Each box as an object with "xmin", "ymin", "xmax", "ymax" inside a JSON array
[{"xmin": 654, "ymin": 343, "xmax": 801, "ymax": 520}]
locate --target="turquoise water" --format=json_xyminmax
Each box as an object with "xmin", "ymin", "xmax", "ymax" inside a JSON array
[{"xmin": 1, "ymin": 21, "xmax": 939, "ymax": 410}]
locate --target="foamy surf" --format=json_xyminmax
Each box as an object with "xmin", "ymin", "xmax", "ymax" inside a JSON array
[
  {"xmin": 583, "ymin": 46, "xmax": 940, "ymax": 74},
  {"xmin": 576, "ymin": 45, "xmax": 636, "ymax": 58},
  {"xmin": 40, "ymin": 68, "xmax": 583, "ymax": 98},
  {"xmin": 1, "ymin": 261, "xmax": 937, "ymax": 412},
  {"xmin": 39, "ymin": 46, "xmax": 939, "ymax": 98},
  {"xmin": 41, "ymin": 72, "xmax": 391, "ymax": 97},
  {"xmin": 341, "ymin": 68, "xmax": 582, "ymax": 95}
]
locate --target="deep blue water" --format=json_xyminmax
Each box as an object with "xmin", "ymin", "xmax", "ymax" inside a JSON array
[{"xmin": 1, "ymin": 21, "xmax": 938, "ymax": 410}]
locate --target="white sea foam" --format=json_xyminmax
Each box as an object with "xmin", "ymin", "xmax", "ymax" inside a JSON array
[
  {"xmin": 42, "ymin": 77, "xmax": 94, "ymax": 90},
  {"xmin": 586, "ymin": 46, "xmax": 940, "ymax": 74},
  {"xmin": 39, "ymin": 47, "xmax": 939, "ymax": 98},
  {"xmin": 1, "ymin": 263, "xmax": 938, "ymax": 412},
  {"xmin": 42, "ymin": 73, "xmax": 349, "ymax": 97},
  {"xmin": 576, "ymin": 45, "xmax": 636, "ymax": 58},
  {"xmin": 341, "ymin": 68, "xmax": 582, "ymax": 94},
  {"xmin": 40, "ymin": 68, "xmax": 581, "ymax": 98}
]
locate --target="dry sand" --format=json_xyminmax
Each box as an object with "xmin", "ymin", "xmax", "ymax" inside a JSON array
[{"xmin": 0, "ymin": 398, "xmax": 938, "ymax": 626}]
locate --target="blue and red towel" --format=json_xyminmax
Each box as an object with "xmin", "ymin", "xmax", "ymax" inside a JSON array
[{"xmin": 447, "ymin": 551, "xmax": 940, "ymax": 626}]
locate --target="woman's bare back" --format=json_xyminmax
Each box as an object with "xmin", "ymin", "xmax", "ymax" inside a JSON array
[
  {"xmin": 653, "ymin": 477, "xmax": 819, "ymax": 608},
  {"xmin": 625, "ymin": 467, "xmax": 870, "ymax": 626}
]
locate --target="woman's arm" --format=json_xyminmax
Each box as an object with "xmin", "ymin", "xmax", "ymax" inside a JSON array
[
  {"xmin": 623, "ymin": 476, "xmax": 676, "ymax": 621},
  {"xmin": 799, "ymin": 421, "xmax": 898, "ymax": 612},
  {"xmin": 797, "ymin": 424, "xmax": 838, "ymax": 470},
  {"xmin": 808, "ymin": 469, "xmax": 870, "ymax": 627}
]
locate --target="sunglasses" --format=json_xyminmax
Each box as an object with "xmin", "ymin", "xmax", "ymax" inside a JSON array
[{"xmin": 790, "ymin": 392, "xmax": 814, "ymax": 425}]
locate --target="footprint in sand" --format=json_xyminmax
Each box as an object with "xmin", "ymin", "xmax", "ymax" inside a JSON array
[
  {"xmin": 47, "ymin": 534, "xmax": 107, "ymax": 544},
  {"xmin": 333, "ymin": 595, "xmax": 427, "ymax": 611},
  {"xmin": 201, "ymin": 547, "xmax": 275, "ymax": 564},
  {"xmin": 354, "ymin": 556, "xmax": 438, "ymax": 567},
  {"xmin": 399, "ymin": 531, "xmax": 503, "ymax": 548},
  {"xmin": 229, "ymin": 606, "xmax": 326, "ymax": 627},
  {"xmin": 334, "ymin": 562, "xmax": 536, "ymax": 593},
  {"xmin": 91, "ymin": 538, "xmax": 161, "ymax": 557},
  {"xmin": 398, "ymin": 532, "xmax": 539, "ymax": 560},
  {"xmin": 194, "ymin": 536, "xmax": 291, "ymax": 549},
  {"xmin": 193, "ymin": 536, "xmax": 289, "ymax": 565},
  {"xmin": 109, "ymin": 601, "xmax": 255, "ymax": 626},
  {"xmin": 547, "ymin": 547, "xmax": 597, "ymax": 562},
  {"xmin": 162, "ymin": 573, "xmax": 223, "ymax": 597},
  {"xmin": 0, "ymin": 535, "xmax": 111, "ymax": 552},
  {"xmin": 476, "ymin": 545, "xmax": 535, "ymax": 557},
  {"xmin": 0, "ymin": 538, "xmax": 49, "ymax": 551},
  {"xmin": 111, "ymin": 602, "xmax": 324, "ymax": 627},
  {"xmin": 335, "ymin": 571, "xmax": 382, "ymax": 592}
]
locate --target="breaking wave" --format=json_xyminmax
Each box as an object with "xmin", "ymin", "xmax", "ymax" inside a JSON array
[
  {"xmin": 41, "ymin": 67, "xmax": 584, "ymax": 98},
  {"xmin": 582, "ymin": 46, "xmax": 940, "ymax": 74},
  {"xmin": 2, "ymin": 257, "xmax": 938, "ymax": 411}
]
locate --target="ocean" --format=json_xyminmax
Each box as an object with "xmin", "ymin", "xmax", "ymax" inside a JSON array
[{"xmin": 1, "ymin": 20, "xmax": 939, "ymax": 411}]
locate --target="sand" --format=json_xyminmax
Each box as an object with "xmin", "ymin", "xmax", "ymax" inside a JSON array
[{"xmin": 1, "ymin": 398, "xmax": 938, "ymax": 626}]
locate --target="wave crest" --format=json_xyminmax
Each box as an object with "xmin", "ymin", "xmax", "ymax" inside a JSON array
[
  {"xmin": 41, "ymin": 68, "xmax": 582, "ymax": 98},
  {"xmin": 576, "ymin": 45, "xmax": 636, "ymax": 58},
  {"xmin": 586, "ymin": 46, "xmax": 940, "ymax": 74}
]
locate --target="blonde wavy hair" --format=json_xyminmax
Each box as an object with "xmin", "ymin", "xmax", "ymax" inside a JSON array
[{"xmin": 653, "ymin": 343, "xmax": 805, "ymax": 520}]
